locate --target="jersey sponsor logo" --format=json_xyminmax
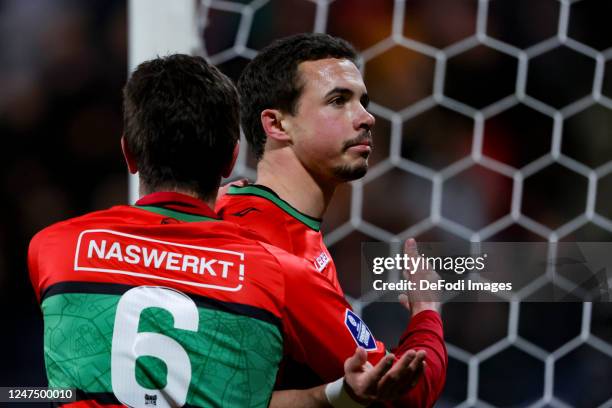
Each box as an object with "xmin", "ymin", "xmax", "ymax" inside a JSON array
[
  {"xmin": 74, "ymin": 229, "xmax": 245, "ymax": 292},
  {"xmin": 231, "ymin": 207, "xmax": 261, "ymax": 217},
  {"xmin": 344, "ymin": 309, "xmax": 377, "ymax": 351},
  {"xmin": 313, "ymin": 251, "xmax": 330, "ymax": 272}
]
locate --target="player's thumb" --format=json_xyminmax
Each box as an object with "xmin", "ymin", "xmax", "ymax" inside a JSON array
[
  {"xmin": 398, "ymin": 293, "xmax": 411, "ymax": 312},
  {"xmin": 404, "ymin": 238, "xmax": 419, "ymax": 258},
  {"xmin": 345, "ymin": 347, "xmax": 368, "ymax": 373},
  {"xmin": 403, "ymin": 238, "xmax": 420, "ymax": 279}
]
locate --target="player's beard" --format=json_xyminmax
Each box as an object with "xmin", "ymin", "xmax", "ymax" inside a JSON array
[
  {"xmin": 333, "ymin": 130, "xmax": 373, "ymax": 181},
  {"xmin": 333, "ymin": 161, "xmax": 368, "ymax": 181},
  {"xmin": 333, "ymin": 130, "xmax": 374, "ymax": 181}
]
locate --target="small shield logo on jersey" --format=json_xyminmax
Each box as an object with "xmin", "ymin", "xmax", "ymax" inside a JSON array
[{"xmin": 344, "ymin": 309, "xmax": 377, "ymax": 351}]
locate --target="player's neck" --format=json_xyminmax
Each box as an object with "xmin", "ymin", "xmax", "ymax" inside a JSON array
[
  {"xmin": 140, "ymin": 184, "xmax": 217, "ymax": 210},
  {"xmin": 256, "ymin": 155, "xmax": 335, "ymax": 219}
]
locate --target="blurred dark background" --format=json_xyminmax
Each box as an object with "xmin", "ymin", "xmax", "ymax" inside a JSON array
[
  {"xmin": 0, "ymin": 0, "xmax": 126, "ymax": 387},
  {"xmin": 2, "ymin": 0, "xmax": 612, "ymax": 406}
]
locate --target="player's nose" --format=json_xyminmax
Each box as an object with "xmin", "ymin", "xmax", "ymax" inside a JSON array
[{"xmin": 355, "ymin": 104, "xmax": 375, "ymax": 131}]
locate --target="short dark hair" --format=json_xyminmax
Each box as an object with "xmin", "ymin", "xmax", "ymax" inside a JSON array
[
  {"xmin": 238, "ymin": 33, "xmax": 358, "ymax": 160},
  {"xmin": 123, "ymin": 54, "xmax": 239, "ymax": 199}
]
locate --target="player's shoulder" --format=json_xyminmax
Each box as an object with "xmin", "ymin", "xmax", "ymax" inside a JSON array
[
  {"xmin": 217, "ymin": 185, "xmax": 290, "ymax": 241},
  {"xmin": 28, "ymin": 205, "xmax": 135, "ymax": 267},
  {"xmin": 255, "ymin": 240, "xmax": 322, "ymax": 281},
  {"xmin": 199, "ymin": 218, "xmax": 278, "ymax": 252},
  {"xmin": 31, "ymin": 205, "xmax": 131, "ymax": 242},
  {"xmin": 217, "ymin": 184, "xmax": 283, "ymax": 220},
  {"xmin": 217, "ymin": 184, "xmax": 323, "ymax": 249}
]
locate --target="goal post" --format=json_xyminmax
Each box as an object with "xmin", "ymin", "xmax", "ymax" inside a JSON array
[{"xmin": 127, "ymin": 0, "xmax": 200, "ymax": 203}]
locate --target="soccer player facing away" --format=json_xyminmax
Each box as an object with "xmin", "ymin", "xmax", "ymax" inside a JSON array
[
  {"xmin": 217, "ymin": 33, "xmax": 447, "ymax": 407},
  {"xmin": 27, "ymin": 55, "xmax": 413, "ymax": 408}
]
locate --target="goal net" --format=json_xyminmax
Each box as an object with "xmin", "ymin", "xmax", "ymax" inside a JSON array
[{"xmin": 129, "ymin": 0, "xmax": 612, "ymax": 406}]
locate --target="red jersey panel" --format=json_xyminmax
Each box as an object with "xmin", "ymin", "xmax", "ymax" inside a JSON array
[{"xmin": 216, "ymin": 184, "xmax": 343, "ymax": 295}]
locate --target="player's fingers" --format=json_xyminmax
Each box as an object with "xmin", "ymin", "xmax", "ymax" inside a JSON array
[
  {"xmin": 363, "ymin": 353, "xmax": 395, "ymax": 387},
  {"xmin": 378, "ymin": 351, "xmax": 425, "ymax": 399},
  {"xmin": 406, "ymin": 350, "xmax": 426, "ymax": 374},
  {"xmin": 398, "ymin": 293, "xmax": 410, "ymax": 311},
  {"xmin": 394, "ymin": 349, "xmax": 425, "ymax": 384},
  {"xmin": 234, "ymin": 178, "xmax": 249, "ymax": 187},
  {"xmin": 404, "ymin": 238, "xmax": 418, "ymax": 258},
  {"xmin": 217, "ymin": 179, "xmax": 247, "ymax": 199},
  {"xmin": 381, "ymin": 360, "xmax": 425, "ymax": 400},
  {"xmin": 395, "ymin": 351, "xmax": 426, "ymax": 391},
  {"xmin": 376, "ymin": 350, "xmax": 416, "ymax": 398},
  {"xmin": 222, "ymin": 178, "xmax": 247, "ymax": 188},
  {"xmin": 344, "ymin": 347, "xmax": 368, "ymax": 373},
  {"xmin": 410, "ymin": 360, "xmax": 426, "ymax": 388},
  {"xmin": 403, "ymin": 238, "xmax": 420, "ymax": 278},
  {"xmin": 227, "ymin": 178, "xmax": 249, "ymax": 188}
]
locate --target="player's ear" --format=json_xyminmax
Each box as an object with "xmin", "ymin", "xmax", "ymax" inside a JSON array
[
  {"xmin": 121, "ymin": 135, "xmax": 138, "ymax": 174},
  {"xmin": 222, "ymin": 141, "xmax": 239, "ymax": 178},
  {"xmin": 261, "ymin": 109, "xmax": 291, "ymax": 142}
]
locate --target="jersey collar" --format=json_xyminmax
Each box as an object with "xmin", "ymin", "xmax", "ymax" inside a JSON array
[
  {"xmin": 134, "ymin": 192, "xmax": 220, "ymax": 222},
  {"xmin": 227, "ymin": 184, "xmax": 322, "ymax": 231}
]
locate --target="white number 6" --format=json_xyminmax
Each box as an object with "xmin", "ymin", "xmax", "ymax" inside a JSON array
[{"xmin": 111, "ymin": 286, "xmax": 199, "ymax": 408}]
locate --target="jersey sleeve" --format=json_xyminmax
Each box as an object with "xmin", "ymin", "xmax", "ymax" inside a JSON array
[
  {"xmin": 387, "ymin": 310, "xmax": 447, "ymax": 408},
  {"xmin": 263, "ymin": 243, "xmax": 387, "ymax": 382}
]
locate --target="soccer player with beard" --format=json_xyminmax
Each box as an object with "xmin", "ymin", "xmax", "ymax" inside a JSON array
[
  {"xmin": 27, "ymin": 54, "xmax": 417, "ymax": 408},
  {"xmin": 217, "ymin": 33, "xmax": 447, "ymax": 407}
]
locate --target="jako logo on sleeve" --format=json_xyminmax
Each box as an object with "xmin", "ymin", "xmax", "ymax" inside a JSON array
[{"xmin": 344, "ymin": 309, "xmax": 377, "ymax": 350}]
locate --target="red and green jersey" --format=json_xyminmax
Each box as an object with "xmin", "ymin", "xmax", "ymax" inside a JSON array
[
  {"xmin": 217, "ymin": 185, "xmax": 448, "ymax": 407},
  {"xmin": 29, "ymin": 192, "xmax": 390, "ymax": 407},
  {"xmin": 216, "ymin": 184, "xmax": 342, "ymax": 295}
]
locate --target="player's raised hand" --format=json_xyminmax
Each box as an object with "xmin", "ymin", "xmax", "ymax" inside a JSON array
[
  {"xmin": 339, "ymin": 347, "xmax": 426, "ymax": 405},
  {"xmin": 342, "ymin": 347, "xmax": 395, "ymax": 404},
  {"xmin": 399, "ymin": 238, "xmax": 441, "ymax": 315}
]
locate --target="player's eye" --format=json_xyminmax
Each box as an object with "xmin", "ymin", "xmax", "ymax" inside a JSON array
[{"xmin": 329, "ymin": 96, "xmax": 346, "ymax": 106}]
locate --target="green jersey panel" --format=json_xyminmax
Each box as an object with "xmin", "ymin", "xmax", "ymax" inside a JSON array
[{"xmin": 42, "ymin": 289, "xmax": 283, "ymax": 407}]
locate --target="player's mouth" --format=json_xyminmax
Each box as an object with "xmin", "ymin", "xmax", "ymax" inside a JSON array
[
  {"xmin": 347, "ymin": 143, "xmax": 372, "ymax": 153},
  {"xmin": 343, "ymin": 131, "xmax": 373, "ymax": 154}
]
